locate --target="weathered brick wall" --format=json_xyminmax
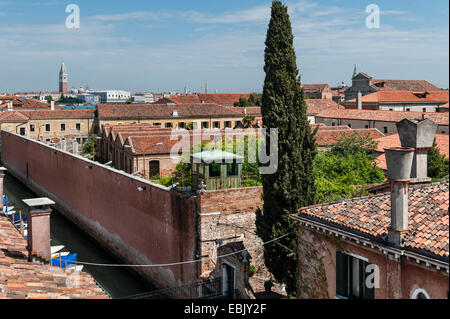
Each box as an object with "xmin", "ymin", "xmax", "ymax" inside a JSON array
[
  {"xmin": 296, "ymin": 224, "xmax": 449, "ymax": 299},
  {"xmin": 0, "ymin": 131, "xmax": 199, "ymax": 291},
  {"xmin": 197, "ymin": 187, "xmax": 264, "ymax": 274}
]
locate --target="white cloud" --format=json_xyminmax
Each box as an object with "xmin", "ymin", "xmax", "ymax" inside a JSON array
[{"xmin": 0, "ymin": 0, "xmax": 448, "ymax": 92}]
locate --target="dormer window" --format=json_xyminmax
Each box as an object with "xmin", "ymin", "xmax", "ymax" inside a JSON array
[{"xmin": 413, "ymin": 91, "xmax": 429, "ymax": 98}]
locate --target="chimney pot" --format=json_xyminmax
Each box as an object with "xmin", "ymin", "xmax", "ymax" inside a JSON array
[
  {"xmin": 396, "ymin": 118, "xmax": 437, "ymax": 180},
  {"xmin": 22, "ymin": 197, "xmax": 55, "ymax": 261},
  {"xmin": 357, "ymin": 91, "xmax": 362, "ymax": 110},
  {"xmin": 385, "ymin": 147, "xmax": 415, "ymax": 246}
]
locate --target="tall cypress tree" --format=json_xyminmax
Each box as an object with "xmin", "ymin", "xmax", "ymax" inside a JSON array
[{"xmin": 256, "ymin": 1, "xmax": 317, "ymax": 295}]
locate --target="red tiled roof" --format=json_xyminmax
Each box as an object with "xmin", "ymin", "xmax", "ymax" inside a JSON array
[
  {"xmin": 295, "ymin": 181, "xmax": 449, "ymax": 258},
  {"xmin": 0, "ymin": 215, "xmax": 108, "ymax": 299},
  {"xmin": 232, "ymin": 106, "xmax": 261, "ymax": 116},
  {"xmin": 0, "ymin": 97, "xmax": 50, "ymax": 109},
  {"xmin": 315, "ymin": 127, "xmax": 384, "ymax": 147},
  {"xmin": 127, "ymin": 135, "xmax": 178, "ymax": 155},
  {"xmin": 370, "ymin": 79, "xmax": 441, "ymax": 92},
  {"xmin": 346, "ymin": 91, "xmax": 449, "ymax": 104},
  {"xmin": 305, "ymin": 99, "xmax": 344, "ymax": 115},
  {"xmin": 25, "ymin": 110, "xmax": 94, "ymax": 120},
  {"xmin": 301, "ymin": 84, "xmax": 329, "ymax": 92},
  {"xmin": 0, "ymin": 111, "xmax": 30, "ymax": 123},
  {"xmin": 97, "ymin": 104, "xmax": 244, "ymax": 119},
  {"xmin": 315, "ymin": 109, "xmax": 449, "ymax": 126},
  {"xmin": 157, "ymin": 93, "xmax": 252, "ymax": 106},
  {"xmin": 374, "ymin": 133, "xmax": 449, "ymax": 170}
]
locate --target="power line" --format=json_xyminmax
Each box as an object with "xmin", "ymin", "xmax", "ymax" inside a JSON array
[{"xmin": 65, "ymin": 231, "xmax": 295, "ymax": 268}]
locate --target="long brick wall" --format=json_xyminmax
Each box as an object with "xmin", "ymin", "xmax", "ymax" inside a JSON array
[{"xmin": 0, "ymin": 131, "xmax": 199, "ymax": 291}]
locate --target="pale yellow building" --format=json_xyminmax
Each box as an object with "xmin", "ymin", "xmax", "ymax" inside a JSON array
[{"xmin": 0, "ymin": 109, "xmax": 96, "ymax": 144}]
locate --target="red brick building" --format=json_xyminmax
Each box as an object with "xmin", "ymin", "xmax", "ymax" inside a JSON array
[{"xmin": 291, "ymin": 180, "xmax": 449, "ymax": 299}]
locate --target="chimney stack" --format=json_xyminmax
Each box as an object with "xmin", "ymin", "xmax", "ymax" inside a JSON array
[
  {"xmin": 396, "ymin": 118, "xmax": 437, "ymax": 182},
  {"xmin": 22, "ymin": 197, "xmax": 55, "ymax": 262},
  {"xmin": 7, "ymin": 101, "xmax": 13, "ymax": 111},
  {"xmin": 0, "ymin": 167, "xmax": 6, "ymax": 210},
  {"xmin": 357, "ymin": 91, "xmax": 362, "ymax": 110},
  {"xmin": 385, "ymin": 147, "xmax": 415, "ymax": 245},
  {"xmin": 50, "ymin": 100, "xmax": 55, "ymax": 111}
]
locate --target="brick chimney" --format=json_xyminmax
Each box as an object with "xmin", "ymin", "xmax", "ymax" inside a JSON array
[
  {"xmin": 396, "ymin": 118, "xmax": 437, "ymax": 182},
  {"xmin": 384, "ymin": 147, "xmax": 415, "ymax": 245},
  {"xmin": 357, "ymin": 91, "xmax": 362, "ymax": 110},
  {"xmin": 22, "ymin": 198, "xmax": 55, "ymax": 262},
  {"xmin": 0, "ymin": 167, "xmax": 6, "ymax": 210}
]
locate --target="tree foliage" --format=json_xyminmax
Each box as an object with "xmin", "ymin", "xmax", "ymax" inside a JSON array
[
  {"xmin": 427, "ymin": 138, "xmax": 449, "ymax": 179},
  {"xmin": 331, "ymin": 132, "xmax": 378, "ymax": 156},
  {"xmin": 233, "ymin": 93, "xmax": 262, "ymax": 107},
  {"xmin": 255, "ymin": 1, "xmax": 317, "ymax": 296},
  {"xmin": 82, "ymin": 134, "xmax": 97, "ymax": 156}
]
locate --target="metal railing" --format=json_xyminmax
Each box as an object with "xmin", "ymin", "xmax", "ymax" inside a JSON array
[{"xmin": 122, "ymin": 278, "xmax": 223, "ymax": 299}]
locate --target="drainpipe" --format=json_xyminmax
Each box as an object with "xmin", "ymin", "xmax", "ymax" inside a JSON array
[{"xmin": 22, "ymin": 197, "xmax": 55, "ymax": 262}]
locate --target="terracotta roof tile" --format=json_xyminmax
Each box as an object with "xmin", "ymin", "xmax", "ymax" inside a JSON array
[
  {"xmin": 370, "ymin": 80, "xmax": 442, "ymax": 92},
  {"xmin": 0, "ymin": 97, "xmax": 50, "ymax": 110},
  {"xmin": 316, "ymin": 109, "xmax": 449, "ymax": 126},
  {"xmin": 97, "ymin": 103, "xmax": 243, "ymax": 119},
  {"xmin": 374, "ymin": 133, "xmax": 449, "ymax": 170},
  {"xmin": 17, "ymin": 109, "xmax": 95, "ymax": 120},
  {"xmin": 296, "ymin": 181, "xmax": 449, "ymax": 258},
  {"xmin": 0, "ymin": 111, "xmax": 30, "ymax": 123},
  {"xmin": 305, "ymin": 99, "xmax": 344, "ymax": 115},
  {"xmin": 157, "ymin": 93, "xmax": 252, "ymax": 106},
  {"xmin": 0, "ymin": 214, "xmax": 108, "ymax": 299},
  {"xmin": 346, "ymin": 91, "xmax": 449, "ymax": 104},
  {"xmin": 315, "ymin": 127, "xmax": 384, "ymax": 146}
]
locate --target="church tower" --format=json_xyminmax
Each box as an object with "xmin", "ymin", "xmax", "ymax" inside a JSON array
[
  {"xmin": 352, "ymin": 64, "xmax": 358, "ymax": 79},
  {"xmin": 59, "ymin": 61, "xmax": 68, "ymax": 93}
]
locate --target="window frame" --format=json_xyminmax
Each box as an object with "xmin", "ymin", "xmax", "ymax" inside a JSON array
[{"xmin": 336, "ymin": 251, "xmax": 374, "ymax": 299}]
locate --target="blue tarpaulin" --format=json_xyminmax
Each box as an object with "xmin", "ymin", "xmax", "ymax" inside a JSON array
[{"xmin": 51, "ymin": 253, "xmax": 78, "ymax": 268}]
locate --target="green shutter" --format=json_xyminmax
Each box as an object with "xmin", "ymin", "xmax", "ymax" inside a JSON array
[{"xmin": 336, "ymin": 252, "xmax": 349, "ymax": 297}]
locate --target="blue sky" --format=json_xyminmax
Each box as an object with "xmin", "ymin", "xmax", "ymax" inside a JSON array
[{"xmin": 0, "ymin": 0, "xmax": 448, "ymax": 93}]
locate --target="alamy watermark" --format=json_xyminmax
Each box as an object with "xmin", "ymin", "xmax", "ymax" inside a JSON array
[
  {"xmin": 65, "ymin": 269, "xmax": 81, "ymax": 288},
  {"xmin": 365, "ymin": 4, "xmax": 380, "ymax": 29},
  {"xmin": 169, "ymin": 128, "xmax": 279, "ymax": 175},
  {"xmin": 366, "ymin": 263, "xmax": 380, "ymax": 289},
  {"xmin": 65, "ymin": 4, "xmax": 80, "ymax": 29}
]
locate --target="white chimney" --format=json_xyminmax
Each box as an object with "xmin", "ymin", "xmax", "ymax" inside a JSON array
[
  {"xmin": 357, "ymin": 91, "xmax": 362, "ymax": 110},
  {"xmin": 384, "ymin": 147, "xmax": 415, "ymax": 245},
  {"xmin": 51, "ymin": 101, "xmax": 55, "ymax": 110},
  {"xmin": 7, "ymin": 101, "xmax": 13, "ymax": 111}
]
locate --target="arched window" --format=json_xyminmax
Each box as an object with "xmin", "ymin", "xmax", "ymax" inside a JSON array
[{"xmin": 411, "ymin": 288, "xmax": 430, "ymax": 299}]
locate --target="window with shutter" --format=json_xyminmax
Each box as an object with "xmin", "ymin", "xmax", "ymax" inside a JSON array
[{"xmin": 336, "ymin": 252, "xmax": 375, "ymax": 299}]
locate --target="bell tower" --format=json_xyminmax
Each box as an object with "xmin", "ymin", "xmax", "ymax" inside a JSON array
[{"xmin": 59, "ymin": 61, "xmax": 68, "ymax": 93}]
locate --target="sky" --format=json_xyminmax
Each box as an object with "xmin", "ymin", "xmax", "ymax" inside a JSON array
[{"xmin": 0, "ymin": 0, "xmax": 448, "ymax": 93}]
